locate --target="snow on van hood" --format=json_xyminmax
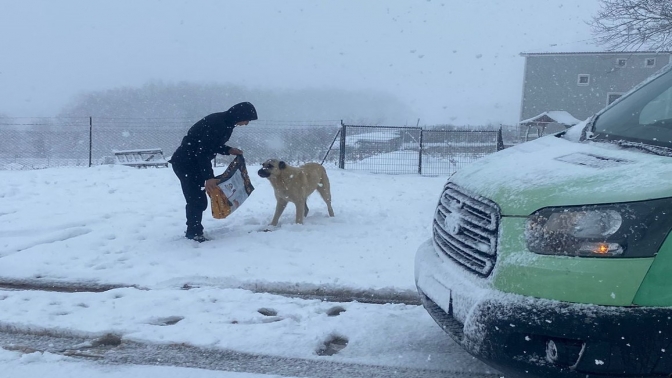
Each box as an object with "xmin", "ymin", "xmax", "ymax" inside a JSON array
[{"xmin": 450, "ymin": 134, "xmax": 672, "ymax": 216}]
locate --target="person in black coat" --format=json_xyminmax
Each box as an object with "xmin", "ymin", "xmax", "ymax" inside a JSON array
[{"xmin": 169, "ymin": 102, "xmax": 258, "ymax": 242}]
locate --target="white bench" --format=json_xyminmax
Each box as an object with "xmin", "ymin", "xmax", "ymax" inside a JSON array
[{"xmin": 113, "ymin": 148, "xmax": 169, "ymax": 168}]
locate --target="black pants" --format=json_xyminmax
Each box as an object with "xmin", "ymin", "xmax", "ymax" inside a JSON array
[{"xmin": 172, "ymin": 163, "xmax": 208, "ymax": 237}]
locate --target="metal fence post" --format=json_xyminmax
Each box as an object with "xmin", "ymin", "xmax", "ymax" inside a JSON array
[
  {"xmin": 496, "ymin": 126, "xmax": 504, "ymax": 151},
  {"xmin": 338, "ymin": 120, "xmax": 346, "ymax": 169},
  {"xmin": 418, "ymin": 129, "xmax": 424, "ymax": 174},
  {"xmin": 88, "ymin": 116, "xmax": 93, "ymax": 167}
]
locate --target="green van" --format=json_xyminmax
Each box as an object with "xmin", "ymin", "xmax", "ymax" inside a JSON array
[{"xmin": 415, "ymin": 64, "xmax": 672, "ymax": 377}]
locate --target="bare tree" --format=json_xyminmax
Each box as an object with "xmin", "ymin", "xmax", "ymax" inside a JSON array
[{"xmin": 590, "ymin": 0, "xmax": 672, "ymax": 51}]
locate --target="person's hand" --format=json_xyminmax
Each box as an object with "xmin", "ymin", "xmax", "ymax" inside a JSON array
[
  {"xmin": 205, "ymin": 178, "xmax": 220, "ymax": 192},
  {"xmin": 229, "ymin": 147, "xmax": 243, "ymax": 155}
]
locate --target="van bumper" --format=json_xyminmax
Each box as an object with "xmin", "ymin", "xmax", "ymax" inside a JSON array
[{"xmin": 415, "ymin": 240, "xmax": 672, "ymax": 378}]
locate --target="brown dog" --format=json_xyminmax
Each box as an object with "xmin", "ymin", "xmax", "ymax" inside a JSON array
[{"xmin": 257, "ymin": 159, "xmax": 335, "ymax": 226}]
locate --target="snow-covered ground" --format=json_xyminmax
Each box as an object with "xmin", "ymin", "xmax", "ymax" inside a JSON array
[
  {"xmin": 0, "ymin": 348, "xmax": 291, "ymax": 378},
  {"xmin": 0, "ymin": 159, "xmax": 497, "ymax": 376}
]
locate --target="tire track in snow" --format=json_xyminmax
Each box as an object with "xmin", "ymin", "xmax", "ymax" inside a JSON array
[
  {"xmin": 0, "ymin": 278, "xmax": 421, "ymax": 305},
  {"xmin": 0, "ymin": 329, "xmax": 499, "ymax": 378}
]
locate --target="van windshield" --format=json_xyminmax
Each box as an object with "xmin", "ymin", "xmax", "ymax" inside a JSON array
[{"xmin": 590, "ymin": 67, "xmax": 672, "ymax": 154}]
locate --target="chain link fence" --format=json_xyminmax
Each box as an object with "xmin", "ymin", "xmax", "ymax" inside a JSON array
[
  {"xmin": 0, "ymin": 117, "xmax": 92, "ymax": 169},
  {"xmin": 0, "ymin": 117, "xmax": 342, "ymax": 169},
  {"xmin": 320, "ymin": 124, "xmax": 504, "ymax": 176},
  {"xmin": 0, "ymin": 117, "xmax": 521, "ymax": 176}
]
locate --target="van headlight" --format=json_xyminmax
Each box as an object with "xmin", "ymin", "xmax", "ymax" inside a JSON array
[{"xmin": 525, "ymin": 199, "xmax": 672, "ymax": 257}]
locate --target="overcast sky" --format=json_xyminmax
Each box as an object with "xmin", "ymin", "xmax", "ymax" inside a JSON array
[{"xmin": 0, "ymin": 0, "xmax": 600, "ymax": 125}]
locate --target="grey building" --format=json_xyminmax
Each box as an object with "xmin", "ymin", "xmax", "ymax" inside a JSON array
[{"xmin": 519, "ymin": 51, "xmax": 672, "ymax": 122}]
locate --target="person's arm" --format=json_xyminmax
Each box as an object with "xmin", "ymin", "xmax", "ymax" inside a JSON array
[
  {"xmin": 215, "ymin": 144, "xmax": 242, "ymax": 155},
  {"xmin": 198, "ymin": 155, "xmax": 215, "ymax": 181},
  {"xmin": 187, "ymin": 116, "xmax": 219, "ymax": 180},
  {"xmin": 217, "ymin": 145, "xmax": 232, "ymax": 155}
]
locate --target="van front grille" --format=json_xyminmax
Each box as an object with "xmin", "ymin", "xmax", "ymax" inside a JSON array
[{"xmin": 432, "ymin": 183, "xmax": 500, "ymax": 277}]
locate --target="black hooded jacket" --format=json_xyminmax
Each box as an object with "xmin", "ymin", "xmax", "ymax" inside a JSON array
[{"xmin": 169, "ymin": 102, "xmax": 257, "ymax": 180}]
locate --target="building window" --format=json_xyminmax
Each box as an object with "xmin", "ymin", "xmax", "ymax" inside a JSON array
[
  {"xmin": 578, "ymin": 74, "xmax": 590, "ymax": 86},
  {"xmin": 616, "ymin": 58, "xmax": 627, "ymax": 67},
  {"xmin": 607, "ymin": 93, "xmax": 623, "ymax": 105},
  {"xmin": 646, "ymin": 58, "xmax": 656, "ymax": 67}
]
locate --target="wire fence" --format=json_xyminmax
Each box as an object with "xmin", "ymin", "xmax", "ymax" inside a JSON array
[
  {"xmin": 320, "ymin": 124, "xmax": 504, "ymax": 176},
  {"xmin": 0, "ymin": 117, "xmax": 522, "ymax": 176}
]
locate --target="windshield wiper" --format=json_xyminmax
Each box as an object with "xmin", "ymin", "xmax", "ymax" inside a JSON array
[
  {"xmin": 610, "ymin": 139, "xmax": 672, "ymax": 157},
  {"xmin": 582, "ymin": 114, "xmax": 598, "ymax": 140}
]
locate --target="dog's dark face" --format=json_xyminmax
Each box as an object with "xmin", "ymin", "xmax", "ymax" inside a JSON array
[{"xmin": 258, "ymin": 159, "xmax": 286, "ymax": 178}]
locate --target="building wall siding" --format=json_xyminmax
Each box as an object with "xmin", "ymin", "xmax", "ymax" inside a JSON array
[{"xmin": 520, "ymin": 53, "xmax": 671, "ymax": 122}]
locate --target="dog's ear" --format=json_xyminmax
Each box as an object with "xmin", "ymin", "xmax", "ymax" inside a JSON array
[{"xmin": 279, "ymin": 161, "xmax": 286, "ymax": 170}]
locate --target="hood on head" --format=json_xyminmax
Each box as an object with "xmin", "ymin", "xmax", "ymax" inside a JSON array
[{"xmin": 227, "ymin": 102, "xmax": 258, "ymax": 123}]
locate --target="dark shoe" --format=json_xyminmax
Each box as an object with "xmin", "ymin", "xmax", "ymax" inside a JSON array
[{"xmin": 186, "ymin": 234, "xmax": 209, "ymax": 243}]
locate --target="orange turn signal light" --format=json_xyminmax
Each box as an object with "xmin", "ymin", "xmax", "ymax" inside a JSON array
[{"xmin": 595, "ymin": 243, "xmax": 610, "ymax": 254}]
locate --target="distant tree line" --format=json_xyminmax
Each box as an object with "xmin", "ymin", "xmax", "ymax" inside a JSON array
[{"xmin": 58, "ymin": 81, "xmax": 416, "ymax": 125}]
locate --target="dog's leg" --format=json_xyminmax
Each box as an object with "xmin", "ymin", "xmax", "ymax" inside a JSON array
[
  {"xmin": 304, "ymin": 201, "xmax": 309, "ymax": 217},
  {"xmin": 317, "ymin": 177, "xmax": 335, "ymax": 217},
  {"xmin": 295, "ymin": 201, "xmax": 305, "ymax": 224},
  {"xmin": 271, "ymin": 199, "xmax": 288, "ymax": 226}
]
